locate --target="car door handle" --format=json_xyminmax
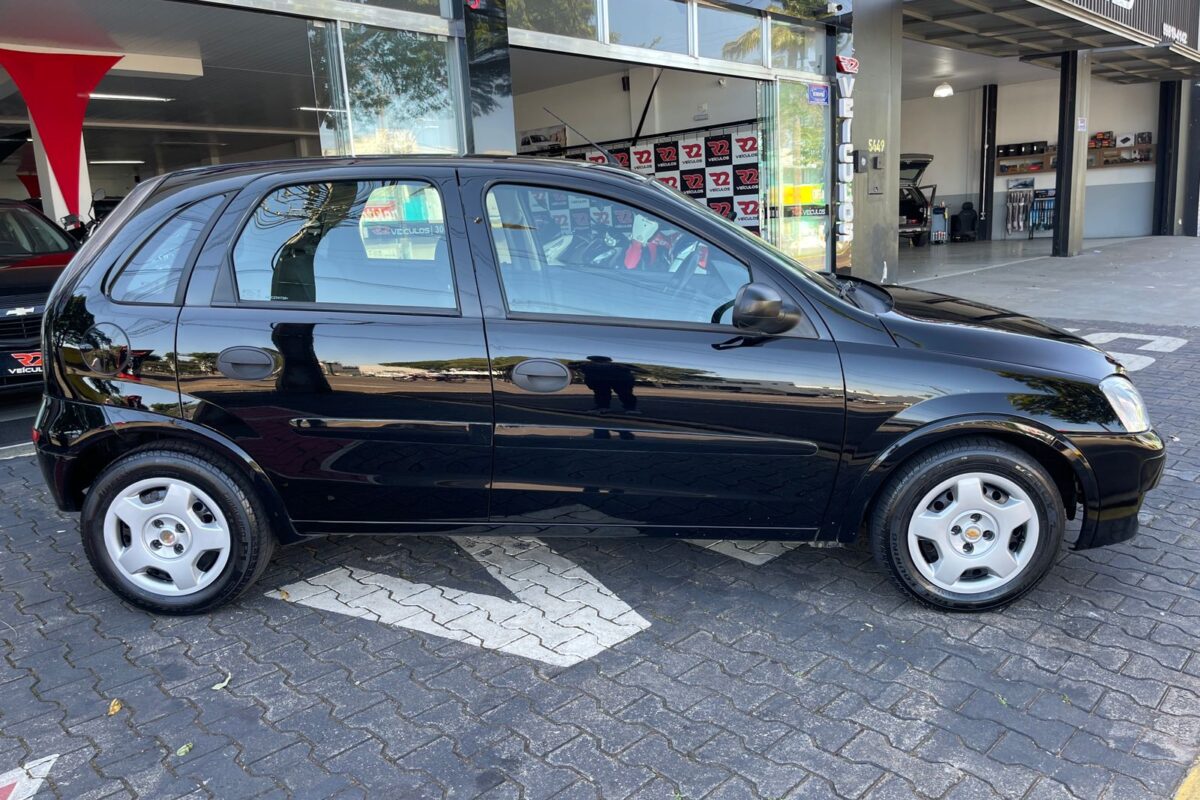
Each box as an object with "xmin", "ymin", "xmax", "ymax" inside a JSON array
[
  {"xmin": 216, "ymin": 346, "xmax": 277, "ymax": 381},
  {"xmin": 511, "ymin": 359, "xmax": 571, "ymax": 393}
]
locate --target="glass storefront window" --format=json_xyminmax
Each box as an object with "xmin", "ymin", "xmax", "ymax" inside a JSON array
[
  {"xmin": 308, "ymin": 22, "xmax": 352, "ymax": 157},
  {"xmin": 508, "ymin": 0, "xmax": 598, "ymax": 39},
  {"xmin": 771, "ymin": 18, "xmax": 824, "ymax": 74},
  {"xmin": 764, "ymin": 79, "xmax": 830, "ymax": 269},
  {"xmin": 312, "ymin": 22, "xmax": 461, "ymax": 156},
  {"xmin": 698, "ymin": 4, "xmax": 763, "ymax": 65},
  {"xmin": 609, "ymin": 0, "xmax": 688, "ymax": 53}
]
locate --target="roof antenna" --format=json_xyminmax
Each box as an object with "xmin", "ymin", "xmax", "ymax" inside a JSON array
[{"xmin": 543, "ymin": 107, "xmax": 622, "ymax": 169}]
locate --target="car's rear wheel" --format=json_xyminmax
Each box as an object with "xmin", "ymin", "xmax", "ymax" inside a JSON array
[
  {"xmin": 81, "ymin": 446, "xmax": 274, "ymax": 615},
  {"xmin": 870, "ymin": 438, "xmax": 1064, "ymax": 611}
]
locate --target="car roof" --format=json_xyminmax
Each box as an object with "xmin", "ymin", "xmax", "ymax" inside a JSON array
[{"xmin": 155, "ymin": 154, "xmax": 648, "ymax": 192}]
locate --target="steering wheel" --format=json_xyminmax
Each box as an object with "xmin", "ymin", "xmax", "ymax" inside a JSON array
[
  {"xmin": 577, "ymin": 225, "xmax": 627, "ymax": 269},
  {"xmin": 664, "ymin": 243, "xmax": 703, "ymax": 295}
]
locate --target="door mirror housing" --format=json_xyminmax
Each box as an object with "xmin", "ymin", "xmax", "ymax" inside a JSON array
[{"xmin": 731, "ymin": 282, "xmax": 802, "ymax": 335}]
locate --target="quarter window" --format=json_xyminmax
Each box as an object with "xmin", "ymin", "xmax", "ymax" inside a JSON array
[
  {"xmin": 232, "ymin": 180, "xmax": 455, "ymax": 310},
  {"xmin": 109, "ymin": 195, "xmax": 225, "ymax": 305},
  {"xmin": 485, "ymin": 185, "xmax": 750, "ymax": 326}
]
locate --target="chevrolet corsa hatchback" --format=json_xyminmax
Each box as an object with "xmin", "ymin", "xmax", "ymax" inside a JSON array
[{"xmin": 34, "ymin": 157, "xmax": 1164, "ymax": 614}]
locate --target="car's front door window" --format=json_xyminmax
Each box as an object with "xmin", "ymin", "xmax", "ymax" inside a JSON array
[{"xmin": 485, "ymin": 184, "xmax": 750, "ymax": 326}]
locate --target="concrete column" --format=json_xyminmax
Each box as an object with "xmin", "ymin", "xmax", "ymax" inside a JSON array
[
  {"xmin": 847, "ymin": 0, "xmax": 901, "ymax": 282},
  {"xmin": 28, "ymin": 115, "xmax": 91, "ymax": 225},
  {"xmin": 1052, "ymin": 50, "xmax": 1090, "ymax": 257}
]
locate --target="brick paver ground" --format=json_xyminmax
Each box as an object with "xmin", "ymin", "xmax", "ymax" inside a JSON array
[{"xmin": 1, "ymin": 318, "xmax": 1198, "ymax": 799}]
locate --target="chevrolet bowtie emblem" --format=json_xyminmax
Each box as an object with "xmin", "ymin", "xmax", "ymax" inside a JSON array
[{"xmin": 4, "ymin": 307, "xmax": 35, "ymax": 317}]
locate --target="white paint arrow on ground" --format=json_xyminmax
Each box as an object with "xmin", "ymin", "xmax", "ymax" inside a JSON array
[
  {"xmin": 268, "ymin": 537, "xmax": 649, "ymax": 667},
  {"xmin": 1082, "ymin": 332, "xmax": 1188, "ymax": 373},
  {"xmin": 0, "ymin": 754, "xmax": 58, "ymax": 800}
]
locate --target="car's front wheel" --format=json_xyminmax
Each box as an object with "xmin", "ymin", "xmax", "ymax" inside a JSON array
[
  {"xmin": 81, "ymin": 446, "xmax": 274, "ymax": 615},
  {"xmin": 870, "ymin": 438, "xmax": 1064, "ymax": 611}
]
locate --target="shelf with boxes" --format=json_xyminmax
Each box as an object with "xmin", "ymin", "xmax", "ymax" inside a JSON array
[{"xmin": 995, "ymin": 131, "xmax": 1153, "ymax": 176}]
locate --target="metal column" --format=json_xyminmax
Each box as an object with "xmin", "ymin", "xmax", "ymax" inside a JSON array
[
  {"xmin": 1154, "ymin": 81, "xmax": 1183, "ymax": 235},
  {"xmin": 978, "ymin": 84, "xmax": 997, "ymax": 241},
  {"xmin": 1053, "ymin": 50, "xmax": 1090, "ymax": 257}
]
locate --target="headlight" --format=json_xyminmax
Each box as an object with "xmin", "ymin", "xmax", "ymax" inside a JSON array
[{"xmin": 1100, "ymin": 375, "xmax": 1150, "ymax": 433}]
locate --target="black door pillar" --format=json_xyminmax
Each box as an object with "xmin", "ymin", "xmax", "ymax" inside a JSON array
[
  {"xmin": 1053, "ymin": 50, "xmax": 1090, "ymax": 257},
  {"xmin": 1154, "ymin": 81, "xmax": 1183, "ymax": 235},
  {"xmin": 978, "ymin": 84, "xmax": 997, "ymax": 241}
]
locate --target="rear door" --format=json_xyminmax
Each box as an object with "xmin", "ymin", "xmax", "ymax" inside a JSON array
[
  {"xmin": 460, "ymin": 168, "xmax": 845, "ymax": 534},
  {"xmin": 176, "ymin": 166, "xmax": 493, "ymax": 530}
]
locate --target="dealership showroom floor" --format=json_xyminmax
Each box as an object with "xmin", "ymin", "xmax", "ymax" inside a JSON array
[{"xmin": 1, "ymin": 241, "xmax": 1200, "ymax": 799}]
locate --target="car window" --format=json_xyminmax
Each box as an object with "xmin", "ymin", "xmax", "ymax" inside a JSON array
[
  {"xmin": 0, "ymin": 204, "xmax": 72, "ymax": 256},
  {"xmin": 109, "ymin": 195, "xmax": 225, "ymax": 304},
  {"xmin": 232, "ymin": 180, "xmax": 455, "ymax": 310},
  {"xmin": 485, "ymin": 184, "xmax": 750, "ymax": 326}
]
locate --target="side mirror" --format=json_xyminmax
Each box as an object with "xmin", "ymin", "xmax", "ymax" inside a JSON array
[{"xmin": 732, "ymin": 282, "xmax": 802, "ymax": 335}]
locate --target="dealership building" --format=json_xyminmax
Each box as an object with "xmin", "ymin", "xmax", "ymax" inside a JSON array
[{"xmin": 1, "ymin": 0, "xmax": 1198, "ymax": 280}]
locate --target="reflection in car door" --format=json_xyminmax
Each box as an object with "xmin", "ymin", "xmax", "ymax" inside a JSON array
[
  {"xmin": 460, "ymin": 168, "xmax": 846, "ymax": 535},
  {"xmin": 176, "ymin": 167, "xmax": 493, "ymax": 531}
]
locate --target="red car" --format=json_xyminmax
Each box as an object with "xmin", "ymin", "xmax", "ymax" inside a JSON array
[{"xmin": 0, "ymin": 200, "xmax": 76, "ymax": 389}]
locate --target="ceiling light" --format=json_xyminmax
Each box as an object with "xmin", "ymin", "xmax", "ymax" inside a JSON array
[
  {"xmin": 295, "ymin": 106, "xmax": 347, "ymax": 113},
  {"xmin": 89, "ymin": 160, "xmax": 145, "ymax": 165},
  {"xmin": 933, "ymin": 82, "xmax": 954, "ymax": 98},
  {"xmin": 89, "ymin": 93, "xmax": 173, "ymax": 102}
]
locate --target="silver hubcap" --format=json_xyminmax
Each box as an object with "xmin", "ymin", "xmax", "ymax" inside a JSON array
[
  {"xmin": 103, "ymin": 477, "xmax": 231, "ymax": 596},
  {"xmin": 907, "ymin": 472, "xmax": 1040, "ymax": 594}
]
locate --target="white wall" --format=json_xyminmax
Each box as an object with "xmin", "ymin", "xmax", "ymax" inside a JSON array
[
  {"xmin": 514, "ymin": 66, "xmax": 758, "ymax": 146},
  {"xmin": 902, "ymin": 76, "xmax": 1159, "ymax": 237},
  {"xmin": 995, "ymin": 77, "xmax": 1157, "ymax": 191},
  {"xmin": 900, "ymin": 88, "xmax": 981, "ymax": 201}
]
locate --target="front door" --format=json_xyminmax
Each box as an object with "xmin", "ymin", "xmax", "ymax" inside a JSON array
[
  {"xmin": 176, "ymin": 167, "xmax": 492, "ymax": 529},
  {"xmin": 461, "ymin": 171, "xmax": 845, "ymax": 534}
]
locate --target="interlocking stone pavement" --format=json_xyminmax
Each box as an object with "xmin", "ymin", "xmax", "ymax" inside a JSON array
[{"xmin": 1, "ymin": 318, "xmax": 1199, "ymax": 799}]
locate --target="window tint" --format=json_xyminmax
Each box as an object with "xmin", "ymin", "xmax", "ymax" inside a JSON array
[
  {"xmin": 109, "ymin": 195, "xmax": 225, "ymax": 304},
  {"xmin": 232, "ymin": 180, "xmax": 455, "ymax": 310},
  {"xmin": 486, "ymin": 185, "xmax": 750, "ymax": 326}
]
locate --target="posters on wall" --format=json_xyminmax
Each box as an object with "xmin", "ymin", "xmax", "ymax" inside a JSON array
[{"xmin": 563, "ymin": 123, "xmax": 763, "ymax": 236}]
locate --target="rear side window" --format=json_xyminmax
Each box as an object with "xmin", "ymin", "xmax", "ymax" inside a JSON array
[
  {"xmin": 231, "ymin": 180, "xmax": 455, "ymax": 311},
  {"xmin": 109, "ymin": 195, "xmax": 225, "ymax": 304}
]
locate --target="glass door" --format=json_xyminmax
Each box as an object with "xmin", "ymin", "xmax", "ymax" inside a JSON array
[{"xmin": 761, "ymin": 77, "xmax": 833, "ymax": 272}]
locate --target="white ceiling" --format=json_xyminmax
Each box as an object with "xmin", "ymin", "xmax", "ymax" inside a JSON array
[
  {"xmin": 902, "ymin": 39, "xmax": 1057, "ymax": 100},
  {"xmin": 510, "ymin": 48, "xmax": 631, "ymax": 94}
]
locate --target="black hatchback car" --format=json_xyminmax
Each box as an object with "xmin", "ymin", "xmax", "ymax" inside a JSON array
[{"xmin": 34, "ymin": 157, "xmax": 1163, "ymax": 615}]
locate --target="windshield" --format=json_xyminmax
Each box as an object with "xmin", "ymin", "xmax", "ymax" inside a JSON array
[
  {"xmin": 0, "ymin": 205, "xmax": 73, "ymax": 257},
  {"xmin": 645, "ymin": 178, "xmax": 847, "ymax": 300}
]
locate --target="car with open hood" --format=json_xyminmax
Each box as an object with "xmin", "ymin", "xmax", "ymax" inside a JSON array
[
  {"xmin": 33, "ymin": 156, "xmax": 1163, "ymax": 615},
  {"xmin": 899, "ymin": 153, "xmax": 937, "ymax": 246}
]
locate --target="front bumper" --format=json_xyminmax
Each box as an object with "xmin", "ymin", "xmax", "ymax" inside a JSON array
[{"xmin": 1070, "ymin": 429, "xmax": 1165, "ymax": 550}]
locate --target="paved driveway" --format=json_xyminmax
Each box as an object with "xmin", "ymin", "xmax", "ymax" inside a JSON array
[{"xmin": 1, "ymin": 317, "xmax": 1198, "ymax": 799}]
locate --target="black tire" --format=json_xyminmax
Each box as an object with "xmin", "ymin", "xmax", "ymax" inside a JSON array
[
  {"xmin": 81, "ymin": 444, "xmax": 275, "ymax": 615},
  {"xmin": 913, "ymin": 232, "xmax": 928, "ymax": 247},
  {"xmin": 869, "ymin": 437, "xmax": 1064, "ymax": 611}
]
